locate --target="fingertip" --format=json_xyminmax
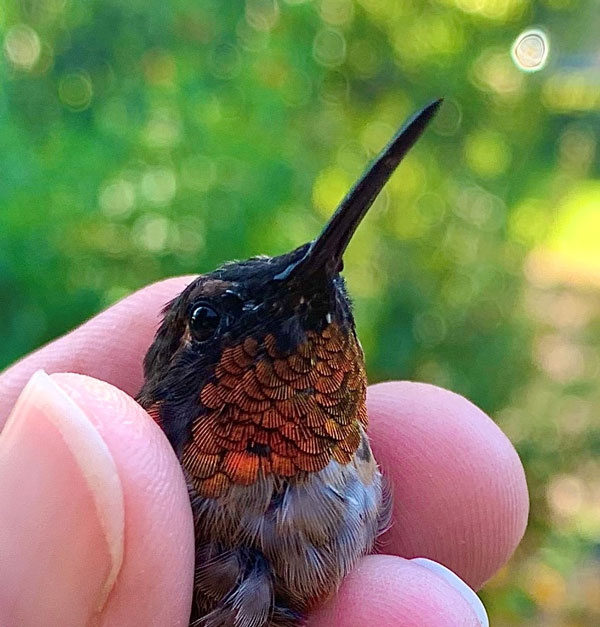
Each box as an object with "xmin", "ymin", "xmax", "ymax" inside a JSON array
[
  {"xmin": 50, "ymin": 373, "xmax": 195, "ymax": 626},
  {"xmin": 52, "ymin": 275, "xmax": 196, "ymax": 398},
  {"xmin": 367, "ymin": 381, "xmax": 529, "ymax": 589},
  {"xmin": 308, "ymin": 555, "xmax": 485, "ymax": 627},
  {"xmin": 0, "ymin": 276, "xmax": 196, "ymax": 428},
  {"xmin": 0, "ymin": 371, "xmax": 123, "ymax": 626},
  {"xmin": 411, "ymin": 559, "xmax": 488, "ymax": 626}
]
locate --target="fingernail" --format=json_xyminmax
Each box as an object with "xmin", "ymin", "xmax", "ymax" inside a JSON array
[
  {"xmin": 411, "ymin": 558, "xmax": 489, "ymax": 627},
  {"xmin": 0, "ymin": 370, "xmax": 124, "ymax": 626}
]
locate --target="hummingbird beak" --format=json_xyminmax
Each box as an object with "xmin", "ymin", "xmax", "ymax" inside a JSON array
[{"xmin": 274, "ymin": 99, "xmax": 443, "ymax": 283}]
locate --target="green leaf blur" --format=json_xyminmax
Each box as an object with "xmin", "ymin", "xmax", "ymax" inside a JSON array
[{"xmin": 1, "ymin": 1, "xmax": 599, "ymax": 623}]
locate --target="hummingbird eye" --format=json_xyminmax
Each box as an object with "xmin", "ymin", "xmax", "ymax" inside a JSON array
[{"xmin": 189, "ymin": 304, "xmax": 221, "ymax": 342}]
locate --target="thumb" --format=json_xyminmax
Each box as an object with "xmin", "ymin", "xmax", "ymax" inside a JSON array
[{"xmin": 0, "ymin": 371, "xmax": 194, "ymax": 627}]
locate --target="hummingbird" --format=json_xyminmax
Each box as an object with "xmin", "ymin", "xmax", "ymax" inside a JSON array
[{"xmin": 137, "ymin": 99, "xmax": 441, "ymax": 627}]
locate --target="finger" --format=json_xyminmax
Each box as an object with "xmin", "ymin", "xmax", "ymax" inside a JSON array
[
  {"xmin": 367, "ymin": 381, "xmax": 529, "ymax": 590},
  {"xmin": 0, "ymin": 276, "xmax": 195, "ymax": 429},
  {"xmin": 0, "ymin": 371, "xmax": 194, "ymax": 626},
  {"xmin": 308, "ymin": 555, "xmax": 488, "ymax": 627}
]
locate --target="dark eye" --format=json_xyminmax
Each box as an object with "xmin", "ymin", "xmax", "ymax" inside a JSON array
[{"xmin": 189, "ymin": 305, "xmax": 220, "ymax": 342}]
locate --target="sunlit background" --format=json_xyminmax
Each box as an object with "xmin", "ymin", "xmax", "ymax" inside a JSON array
[{"xmin": 1, "ymin": 1, "xmax": 599, "ymax": 624}]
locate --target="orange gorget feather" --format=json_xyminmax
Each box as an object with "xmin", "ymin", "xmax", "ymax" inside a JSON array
[{"xmin": 181, "ymin": 322, "xmax": 368, "ymax": 498}]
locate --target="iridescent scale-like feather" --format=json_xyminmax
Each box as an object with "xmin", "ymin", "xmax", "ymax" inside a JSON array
[{"xmin": 184, "ymin": 323, "xmax": 367, "ymax": 498}]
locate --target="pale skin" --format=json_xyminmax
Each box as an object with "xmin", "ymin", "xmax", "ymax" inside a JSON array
[{"xmin": 0, "ymin": 277, "xmax": 529, "ymax": 627}]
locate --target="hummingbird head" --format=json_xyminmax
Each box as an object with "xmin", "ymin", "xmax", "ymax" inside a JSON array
[{"xmin": 138, "ymin": 100, "xmax": 442, "ymax": 497}]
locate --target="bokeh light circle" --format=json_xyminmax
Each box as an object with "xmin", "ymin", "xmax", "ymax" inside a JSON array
[
  {"xmin": 3, "ymin": 24, "xmax": 41, "ymax": 71},
  {"xmin": 511, "ymin": 29, "xmax": 549, "ymax": 73},
  {"xmin": 59, "ymin": 70, "xmax": 93, "ymax": 111}
]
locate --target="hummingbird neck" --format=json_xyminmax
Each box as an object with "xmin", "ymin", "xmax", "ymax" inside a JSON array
[{"xmin": 180, "ymin": 321, "xmax": 368, "ymax": 498}]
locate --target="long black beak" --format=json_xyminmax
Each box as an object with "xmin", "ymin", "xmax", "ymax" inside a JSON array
[{"xmin": 275, "ymin": 99, "xmax": 442, "ymax": 282}]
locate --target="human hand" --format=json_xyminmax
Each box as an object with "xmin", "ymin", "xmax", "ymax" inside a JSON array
[{"xmin": 0, "ymin": 277, "xmax": 528, "ymax": 626}]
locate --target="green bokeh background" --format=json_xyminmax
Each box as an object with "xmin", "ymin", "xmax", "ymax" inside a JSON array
[{"xmin": 1, "ymin": 0, "xmax": 599, "ymax": 624}]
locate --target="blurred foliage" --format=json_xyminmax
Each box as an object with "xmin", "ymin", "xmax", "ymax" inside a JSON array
[{"xmin": 1, "ymin": 0, "xmax": 599, "ymax": 624}]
